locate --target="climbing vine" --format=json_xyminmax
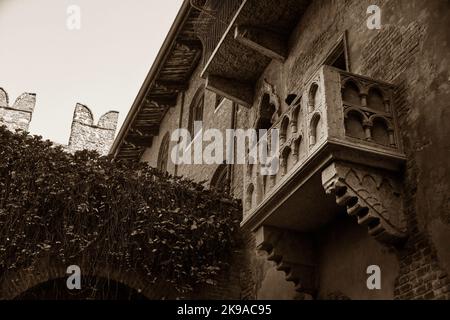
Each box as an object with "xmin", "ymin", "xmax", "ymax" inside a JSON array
[{"xmin": 0, "ymin": 126, "xmax": 241, "ymax": 295}]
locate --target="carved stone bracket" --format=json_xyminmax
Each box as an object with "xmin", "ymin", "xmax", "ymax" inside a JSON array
[
  {"xmin": 321, "ymin": 162, "xmax": 407, "ymax": 245},
  {"xmin": 255, "ymin": 226, "xmax": 317, "ymax": 298},
  {"xmin": 234, "ymin": 25, "xmax": 287, "ymax": 61},
  {"xmin": 205, "ymin": 75, "xmax": 254, "ymax": 107}
]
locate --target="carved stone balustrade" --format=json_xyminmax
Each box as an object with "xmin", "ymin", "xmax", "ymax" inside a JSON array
[{"xmin": 243, "ymin": 66, "xmax": 407, "ymax": 248}]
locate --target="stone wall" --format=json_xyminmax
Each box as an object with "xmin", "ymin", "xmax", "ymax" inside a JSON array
[
  {"xmin": 67, "ymin": 103, "xmax": 119, "ymax": 156},
  {"xmin": 0, "ymin": 88, "xmax": 118, "ymax": 156},
  {"xmin": 0, "ymin": 88, "xmax": 36, "ymax": 132}
]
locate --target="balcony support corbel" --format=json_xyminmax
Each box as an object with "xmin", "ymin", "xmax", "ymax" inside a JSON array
[
  {"xmin": 205, "ymin": 75, "xmax": 254, "ymax": 108},
  {"xmin": 255, "ymin": 226, "xmax": 317, "ymax": 299},
  {"xmin": 234, "ymin": 25, "xmax": 287, "ymax": 62},
  {"xmin": 321, "ymin": 161, "xmax": 407, "ymax": 245}
]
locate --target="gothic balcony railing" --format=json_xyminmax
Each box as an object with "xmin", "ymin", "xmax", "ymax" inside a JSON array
[{"xmin": 242, "ymin": 65, "xmax": 407, "ymax": 246}]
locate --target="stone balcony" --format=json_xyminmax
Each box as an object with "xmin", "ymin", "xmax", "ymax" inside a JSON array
[{"xmin": 242, "ymin": 66, "xmax": 407, "ymax": 246}]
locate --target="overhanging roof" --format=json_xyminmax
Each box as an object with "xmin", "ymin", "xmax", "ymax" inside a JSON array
[{"xmin": 110, "ymin": 0, "xmax": 204, "ymax": 160}]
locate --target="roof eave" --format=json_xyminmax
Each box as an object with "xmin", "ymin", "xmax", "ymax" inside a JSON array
[{"xmin": 110, "ymin": 0, "xmax": 192, "ymax": 158}]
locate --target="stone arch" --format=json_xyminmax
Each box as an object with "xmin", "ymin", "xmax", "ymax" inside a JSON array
[
  {"xmin": 344, "ymin": 107, "xmax": 368, "ymax": 121},
  {"xmin": 309, "ymin": 113, "xmax": 322, "ymax": 147},
  {"xmin": 280, "ymin": 145, "xmax": 292, "ymax": 175},
  {"xmin": 341, "ymin": 79, "xmax": 362, "ymax": 106},
  {"xmin": 290, "ymin": 101, "xmax": 301, "ymax": 133},
  {"xmin": 368, "ymin": 115, "xmax": 393, "ymax": 130},
  {"xmin": 369, "ymin": 115, "xmax": 393, "ymax": 147},
  {"xmin": 308, "ymin": 82, "xmax": 320, "ymax": 112},
  {"xmin": 210, "ymin": 164, "xmax": 229, "ymax": 192},
  {"xmin": 344, "ymin": 108, "xmax": 367, "ymax": 140},
  {"xmin": 157, "ymin": 132, "xmax": 171, "ymax": 172},
  {"xmin": 188, "ymin": 86, "xmax": 205, "ymax": 137},
  {"xmin": 292, "ymin": 134, "xmax": 304, "ymax": 162},
  {"xmin": 15, "ymin": 276, "xmax": 147, "ymax": 300},
  {"xmin": 0, "ymin": 259, "xmax": 174, "ymax": 300},
  {"xmin": 280, "ymin": 115, "xmax": 290, "ymax": 144}
]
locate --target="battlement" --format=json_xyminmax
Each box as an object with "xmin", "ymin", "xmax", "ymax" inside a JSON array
[
  {"xmin": 0, "ymin": 87, "xmax": 36, "ymax": 131},
  {"xmin": 0, "ymin": 87, "xmax": 118, "ymax": 156},
  {"xmin": 68, "ymin": 103, "xmax": 119, "ymax": 155}
]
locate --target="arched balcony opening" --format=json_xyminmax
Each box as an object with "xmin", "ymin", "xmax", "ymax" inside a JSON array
[
  {"xmin": 344, "ymin": 109, "xmax": 366, "ymax": 140},
  {"xmin": 367, "ymin": 87, "xmax": 385, "ymax": 112},
  {"xmin": 342, "ymin": 80, "xmax": 361, "ymax": 106},
  {"xmin": 308, "ymin": 83, "xmax": 320, "ymax": 112},
  {"xmin": 309, "ymin": 113, "xmax": 322, "ymax": 147}
]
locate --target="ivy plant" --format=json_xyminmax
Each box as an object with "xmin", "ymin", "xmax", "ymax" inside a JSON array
[{"xmin": 0, "ymin": 126, "xmax": 241, "ymax": 294}]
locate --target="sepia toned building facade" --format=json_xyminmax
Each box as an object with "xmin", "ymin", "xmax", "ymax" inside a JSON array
[{"xmin": 111, "ymin": 0, "xmax": 450, "ymax": 299}]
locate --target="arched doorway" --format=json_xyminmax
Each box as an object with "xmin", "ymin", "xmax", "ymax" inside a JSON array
[{"xmin": 15, "ymin": 276, "xmax": 148, "ymax": 300}]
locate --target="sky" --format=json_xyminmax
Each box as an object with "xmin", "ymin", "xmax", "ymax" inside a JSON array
[{"xmin": 0, "ymin": 0, "xmax": 183, "ymax": 144}]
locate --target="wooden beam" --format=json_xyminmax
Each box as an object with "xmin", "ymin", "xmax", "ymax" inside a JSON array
[
  {"xmin": 234, "ymin": 25, "xmax": 287, "ymax": 61},
  {"xmin": 125, "ymin": 135, "xmax": 153, "ymax": 147},
  {"xmin": 154, "ymin": 81, "xmax": 188, "ymax": 92},
  {"xmin": 143, "ymin": 95, "xmax": 177, "ymax": 108},
  {"xmin": 205, "ymin": 75, "xmax": 254, "ymax": 108},
  {"xmin": 175, "ymin": 39, "xmax": 203, "ymax": 52},
  {"xmin": 130, "ymin": 126, "xmax": 160, "ymax": 136}
]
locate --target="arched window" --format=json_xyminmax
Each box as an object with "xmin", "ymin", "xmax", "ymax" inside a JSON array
[
  {"xmin": 188, "ymin": 89, "xmax": 204, "ymax": 138},
  {"xmin": 157, "ymin": 132, "xmax": 170, "ymax": 172},
  {"xmin": 210, "ymin": 164, "xmax": 229, "ymax": 193}
]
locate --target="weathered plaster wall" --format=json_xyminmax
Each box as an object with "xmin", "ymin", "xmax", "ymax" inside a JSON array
[
  {"xmin": 316, "ymin": 216, "xmax": 399, "ymax": 300},
  {"xmin": 257, "ymin": 265, "xmax": 297, "ymax": 300}
]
